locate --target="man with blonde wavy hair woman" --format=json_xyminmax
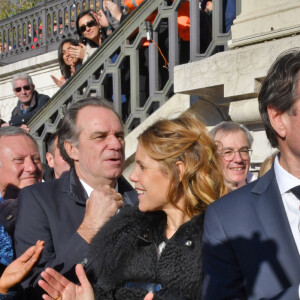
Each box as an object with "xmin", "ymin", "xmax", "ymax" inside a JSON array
[{"xmin": 38, "ymin": 111, "xmax": 227, "ymax": 300}]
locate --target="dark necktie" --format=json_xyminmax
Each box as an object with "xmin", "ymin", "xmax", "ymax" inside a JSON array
[{"xmin": 290, "ymin": 186, "xmax": 300, "ymax": 200}]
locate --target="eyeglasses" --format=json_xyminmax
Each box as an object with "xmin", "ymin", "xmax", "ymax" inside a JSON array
[
  {"xmin": 79, "ymin": 20, "xmax": 97, "ymax": 33},
  {"xmin": 14, "ymin": 85, "xmax": 31, "ymax": 93},
  {"xmin": 219, "ymin": 147, "xmax": 252, "ymax": 161}
]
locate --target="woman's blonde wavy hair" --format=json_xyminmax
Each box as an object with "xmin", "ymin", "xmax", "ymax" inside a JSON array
[{"xmin": 138, "ymin": 111, "xmax": 228, "ymax": 218}]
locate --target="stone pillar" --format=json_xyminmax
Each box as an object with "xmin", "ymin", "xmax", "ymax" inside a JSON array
[{"xmin": 229, "ymin": 0, "xmax": 300, "ymax": 48}]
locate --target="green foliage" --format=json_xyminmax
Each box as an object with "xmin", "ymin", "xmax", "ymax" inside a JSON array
[{"xmin": 0, "ymin": 0, "xmax": 43, "ymax": 21}]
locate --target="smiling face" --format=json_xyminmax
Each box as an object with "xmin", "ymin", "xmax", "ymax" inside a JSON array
[
  {"xmin": 129, "ymin": 144, "xmax": 171, "ymax": 212},
  {"xmin": 78, "ymin": 14, "xmax": 100, "ymax": 44},
  {"xmin": 62, "ymin": 42, "xmax": 79, "ymax": 66},
  {"xmin": 215, "ymin": 129, "xmax": 250, "ymax": 191},
  {"xmin": 13, "ymin": 79, "xmax": 35, "ymax": 107},
  {"xmin": 66, "ymin": 105, "xmax": 125, "ymax": 188},
  {"xmin": 0, "ymin": 135, "xmax": 42, "ymax": 197}
]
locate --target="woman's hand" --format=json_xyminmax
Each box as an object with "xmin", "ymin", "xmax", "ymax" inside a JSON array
[
  {"xmin": 51, "ymin": 75, "xmax": 66, "ymax": 88},
  {"xmin": 91, "ymin": 10, "xmax": 109, "ymax": 28},
  {"xmin": 67, "ymin": 44, "xmax": 86, "ymax": 61},
  {"xmin": 0, "ymin": 240, "xmax": 44, "ymax": 295},
  {"xmin": 144, "ymin": 292, "xmax": 154, "ymax": 300},
  {"xmin": 103, "ymin": 0, "xmax": 122, "ymax": 22},
  {"xmin": 38, "ymin": 264, "xmax": 95, "ymax": 300},
  {"xmin": 70, "ymin": 62, "xmax": 76, "ymax": 76}
]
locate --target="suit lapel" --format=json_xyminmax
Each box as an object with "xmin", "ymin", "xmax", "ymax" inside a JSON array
[
  {"xmin": 251, "ymin": 167, "xmax": 300, "ymax": 280},
  {"xmin": 64, "ymin": 171, "xmax": 137, "ymax": 206},
  {"xmin": 67, "ymin": 168, "xmax": 88, "ymax": 205}
]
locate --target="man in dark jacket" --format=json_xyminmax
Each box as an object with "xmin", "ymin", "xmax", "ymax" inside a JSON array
[
  {"xmin": 9, "ymin": 72, "xmax": 50, "ymax": 126},
  {"xmin": 14, "ymin": 97, "xmax": 138, "ymax": 299}
]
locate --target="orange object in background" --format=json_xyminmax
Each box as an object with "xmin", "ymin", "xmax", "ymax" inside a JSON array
[{"xmin": 125, "ymin": 0, "xmax": 190, "ymax": 41}]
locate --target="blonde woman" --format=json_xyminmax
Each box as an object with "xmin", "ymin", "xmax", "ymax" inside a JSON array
[{"xmin": 39, "ymin": 111, "xmax": 227, "ymax": 299}]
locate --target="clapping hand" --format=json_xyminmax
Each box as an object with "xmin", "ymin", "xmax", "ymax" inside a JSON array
[
  {"xmin": 103, "ymin": 0, "xmax": 122, "ymax": 22},
  {"xmin": 91, "ymin": 10, "xmax": 109, "ymax": 28},
  {"xmin": 66, "ymin": 43, "xmax": 86, "ymax": 61},
  {"xmin": 38, "ymin": 264, "xmax": 95, "ymax": 300},
  {"xmin": 0, "ymin": 240, "xmax": 44, "ymax": 295}
]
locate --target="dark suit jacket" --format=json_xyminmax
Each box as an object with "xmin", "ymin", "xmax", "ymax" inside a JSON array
[
  {"xmin": 14, "ymin": 168, "xmax": 138, "ymax": 299},
  {"xmin": 202, "ymin": 166, "xmax": 300, "ymax": 300}
]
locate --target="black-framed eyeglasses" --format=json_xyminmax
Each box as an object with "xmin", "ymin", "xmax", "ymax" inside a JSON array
[
  {"xmin": 79, "ymin": 20, "xmax": 97, "ymax": 33},
  {"xmin": 219, "ymin": 147, "xmax": 252, "ymax": 161},
  {"xmin": 14, "ymin": 85, "xmax": 31, "ymax": 93}
]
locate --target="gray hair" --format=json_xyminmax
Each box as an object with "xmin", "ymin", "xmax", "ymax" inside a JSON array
[
  {"xmin": 12, "ymin": 72, "xmax": 34, "ymax": 88},
  {"xmin": 210, "ymin": 121, "xmax": 254, "ymax": 148},
  {"xmin": 57, "ymin": 97, "xmax": 123, "ymax": 166}
]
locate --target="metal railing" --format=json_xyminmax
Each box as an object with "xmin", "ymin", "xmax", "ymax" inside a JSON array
[
  {"xmin": 9, "ymin": 0, "xmax": 240, "ymax": 160},
  {"xmin": 0, "ymin": 0, "xmax": 122, "ymax": 65}
]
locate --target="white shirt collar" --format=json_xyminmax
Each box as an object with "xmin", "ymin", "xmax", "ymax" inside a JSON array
[
  {"xmin": 274, "ymin": 155, "xmax": 300, "ymax": 195},
  {"xmin": 79, "ymin": 178, "xmax": 119, "ymax": 198}
]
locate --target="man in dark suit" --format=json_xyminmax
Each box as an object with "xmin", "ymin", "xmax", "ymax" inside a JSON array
[
  {"xmin": 202, "ymin": 49, "xmax": 300, "ymax": 300},
  {"xmin": 14, "ymin": 97, "xmax": 138, "ymax": 298}
]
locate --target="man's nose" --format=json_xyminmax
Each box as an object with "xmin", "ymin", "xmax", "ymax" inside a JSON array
[
  {"xmin": 107, "ymin": 135, "xmax": 123, "ymax": 150},
  {"xmin": 24, "ymin": 157, "xmax": 37, "ymax": 172},
  {"xmin": 233, "ymin": 151, "xmax": 243, "ymax": 162}
]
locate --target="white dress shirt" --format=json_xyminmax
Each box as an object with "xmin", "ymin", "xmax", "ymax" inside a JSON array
[
  {"xmin": 274, "ymin": 155, "xmax": 300, "ymax": 298},
  {"xmin": 79, "ymin": 179, "xmax": 119, "ymax": 198}
]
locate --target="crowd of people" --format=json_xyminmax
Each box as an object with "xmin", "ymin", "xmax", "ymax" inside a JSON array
[
  {"xmin": 3, "ymin": 2, "xmax": 300, "ymax": 300},
  {"xmin": 1, "ymin": 0, "xmax": 230, "ymax": 127},
  {"xmin": 0, "ymin": 48, "xmax": 299, "ymax": 300}
]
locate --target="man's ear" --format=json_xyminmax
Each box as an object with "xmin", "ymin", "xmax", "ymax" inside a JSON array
[
  {"xmin": 64, "ymin": 141, "xmax": 79, "ymax": 161},
  {"xmin": 45, "ymin": 152, "xmax": 54, "ymax": 168},
  {"xmin": 267, "ymin": 105, "xmax": 287, "ymax": 139},
  {"xmin": 176, "ymin": 161, "xmax": 186, "ymax": 182}
]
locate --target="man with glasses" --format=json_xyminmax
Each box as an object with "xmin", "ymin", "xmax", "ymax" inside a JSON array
[
  {"xmin": 203, "ymin": 49, "xmax": 300, "ymax": 299},
  {"xmin": 210, "ymin": 121, "xmax": 256, "ymax": 191},
  {"xmin": 9, "ymin": 73, "xmax": 50, "ymax": 127}
]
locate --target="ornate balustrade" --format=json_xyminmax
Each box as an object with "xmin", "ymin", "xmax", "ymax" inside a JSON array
[
  {"xmin": 3, "ymin": 0, "xmax": 240, "ymax": 160},
  {"xmin": 0, "ymin": 0, "xmax": 122, "ymax": 65}
]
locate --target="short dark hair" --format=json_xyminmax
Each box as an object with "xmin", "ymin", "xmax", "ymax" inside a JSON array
[
  {"xmin": 47, "ymin": 132, "xmax": 58, "ymax": 156},
  {"xmin": 57, "ymin": 97, "xmax": 122, "ymax": 165},
  {"xmin": 258, "ymin": 49, "xmax": 300, "ymax": 148},
  {"xmin": 0, "ymin": 126, "xmax": 38, "ymax": 147}
]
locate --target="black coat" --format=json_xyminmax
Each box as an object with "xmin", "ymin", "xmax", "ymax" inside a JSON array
[{"xmin": 90, "ymin": 206, "xmax": 204, "ymax": 300}]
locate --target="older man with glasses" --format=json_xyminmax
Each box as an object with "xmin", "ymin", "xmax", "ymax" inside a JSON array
[
  {"xmin": 9, "ymin": 72, "xmax": 50, "ymax": 127},
  {"xmin": 210, "ymin": 121, "xmax": 256, "ymax": 191}
]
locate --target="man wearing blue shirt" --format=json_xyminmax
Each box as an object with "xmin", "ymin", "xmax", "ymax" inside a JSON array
[{"xmin": 0, "ymin": 126, "xmax": 42, "ymax": 298}]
